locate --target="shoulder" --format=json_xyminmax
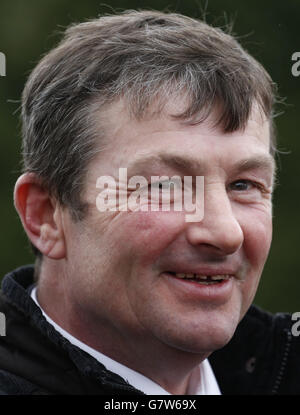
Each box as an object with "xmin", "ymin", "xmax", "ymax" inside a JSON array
[
  {"xmin": 209, "ymin": 305, "xmax": 300, "ymax": 394},
  {"xmin": 237, "ymin": 304, "xmax": 293, "ymax": 341},
  {"xmin": 0, "ymin": 370, "xmax": 51, "ymax": 395}
]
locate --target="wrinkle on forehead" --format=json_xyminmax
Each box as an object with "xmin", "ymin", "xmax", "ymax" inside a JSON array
[{"xmin": 95, "ymin": 97, "xmax": 271, "ymax": 159}]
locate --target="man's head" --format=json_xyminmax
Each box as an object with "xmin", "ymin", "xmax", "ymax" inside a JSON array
[{"xmin": 14, "ymin": 10, "xmax": 276, "ymax": 376}]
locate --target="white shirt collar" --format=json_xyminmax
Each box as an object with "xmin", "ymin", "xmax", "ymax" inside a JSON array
[{"xmin": 30, "ymin": 286, "xmax": 221, "ymax": 395}]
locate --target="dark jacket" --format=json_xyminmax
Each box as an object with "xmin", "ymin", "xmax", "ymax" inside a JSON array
[{"xmin": 0, "ymin": 265, "xmax": 299, "ymax": 395}]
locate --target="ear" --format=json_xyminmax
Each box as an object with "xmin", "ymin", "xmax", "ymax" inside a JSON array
[{"xmin": 14, "ymin": 173, "xmax": 66, "ymax": 259}]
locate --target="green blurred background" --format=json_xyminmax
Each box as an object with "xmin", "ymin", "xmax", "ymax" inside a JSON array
[{"xmin": 0, "ymin": 0, "xmax": 299, "ymax": 313}]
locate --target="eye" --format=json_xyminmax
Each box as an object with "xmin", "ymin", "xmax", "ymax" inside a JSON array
[
  {"xmin": 157, "ymin": 182, "xmax": 164, "ymax": 190},
  {"xmin": 151, "ymin": 178, "xmax": 182, "ymax": 190},
  {"xmin": 149, "ymin": 178, "xmax": 183, "ymax": 207},
  {"xmin": 229, "ymin": 180, "xmax": 255, "ymax": 191},
  {"xmin": 150, "ymin": 180, "xmax": 176, "ymax": 199}
]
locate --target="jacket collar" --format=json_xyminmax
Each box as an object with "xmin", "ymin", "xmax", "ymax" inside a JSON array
[{"xmin": 0, "ymin": 265, "xmax": 144, "ymax": 395}]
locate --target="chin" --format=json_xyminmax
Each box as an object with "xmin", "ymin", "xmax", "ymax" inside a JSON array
[
  {"xmin": 180, "ymin": 326, "xmax": 236, "ymax": 355},
  {"xmin": 157, "ymin": 310, "xmax": 241, "ymax": 355}
]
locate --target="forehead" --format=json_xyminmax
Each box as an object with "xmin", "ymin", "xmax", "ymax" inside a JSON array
[{"xmin": 98, "ymin": 98, "xmax": 271, "ymax": 158}]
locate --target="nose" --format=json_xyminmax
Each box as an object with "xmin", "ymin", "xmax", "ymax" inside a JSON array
[{"xmin": 185, "ymin": 183, "xmax": 244, "ymax": 255}]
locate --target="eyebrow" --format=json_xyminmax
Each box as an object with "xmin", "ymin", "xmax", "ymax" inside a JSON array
[
  {"xmin": 127, "ymin": 152, "xmax": 276, "ymax": 177},
  {"xmin": 233, "ymin": 154, "xmax": 276, "ymax": 176}
]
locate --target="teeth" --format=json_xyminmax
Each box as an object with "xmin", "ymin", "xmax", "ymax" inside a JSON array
[
  {"xmin": 174, "ymin": 273, "xmax": 230, "ymax": 281},
  {"xmin": 176, "ymin": 273, "xmax": 185, "ymax": 278},
  {"xmin": 211, "ymin": 275, "xmax": 230, "ymax": 280},
  {"xmin": 195, "ymin": 274, "xmax": 207, "ymax": 280}
]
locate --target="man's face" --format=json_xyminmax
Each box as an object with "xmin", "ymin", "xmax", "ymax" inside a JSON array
[{"xmin": 62, "ymin": 99, "xmax": 274, "ymax": 356}]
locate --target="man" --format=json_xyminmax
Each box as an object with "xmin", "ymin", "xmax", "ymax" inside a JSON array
[{"xmin": 0, "ymin": 10, "xmax": 299, "ymax": 395}]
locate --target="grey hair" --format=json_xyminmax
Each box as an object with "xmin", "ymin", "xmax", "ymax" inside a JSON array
[{"xmin": 21, "ymin": 10, "xmax": 277, "ymax": 258}]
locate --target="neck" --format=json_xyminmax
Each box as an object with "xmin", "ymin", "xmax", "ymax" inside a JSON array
[{"xmin": 37, "ymin": 262, "xmax": 209, "ymax": 395}]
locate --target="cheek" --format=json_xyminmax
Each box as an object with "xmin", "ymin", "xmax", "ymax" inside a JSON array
[
  {"xmin": 116, "ymin": 211, "xmax": 185, "ymax": 265},
  {"xmin": 238, "ymin": 208, "xmax": 272, "ymax": 312},
  {"xmin": 242, "ymin": 211, "xmax": 272, "ymax": 269}
]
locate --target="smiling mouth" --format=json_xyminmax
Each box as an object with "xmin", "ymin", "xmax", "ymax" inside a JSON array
[{"xmin": 166, "ymin": 272, "xmax": 232, "ymax": 285}]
